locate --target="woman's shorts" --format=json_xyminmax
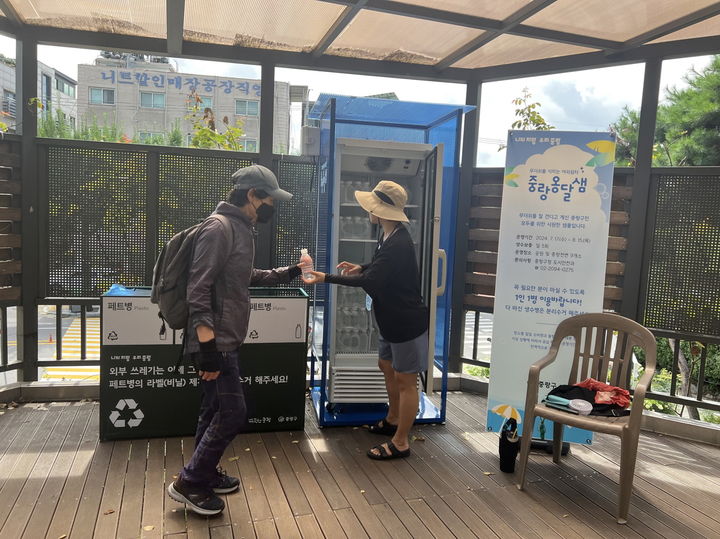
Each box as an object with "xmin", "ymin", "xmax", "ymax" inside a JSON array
[{"xmin": 378, "ymin": 330, "xmax": 429, "ymax": 374}]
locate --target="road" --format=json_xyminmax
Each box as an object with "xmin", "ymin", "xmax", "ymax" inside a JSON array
[{"xmin": 2, "ymin": 307, "xmax": 101, "ymax": 383}]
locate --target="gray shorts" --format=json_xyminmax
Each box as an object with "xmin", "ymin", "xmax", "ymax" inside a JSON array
[{"xmin": 378, "ymin": 330, "xmax": 429, "ymax": 374}]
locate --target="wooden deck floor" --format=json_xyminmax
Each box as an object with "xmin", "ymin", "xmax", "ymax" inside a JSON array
[{"xmin": 1, "ymin": 392, "xmax": 719, "ymax": 538}]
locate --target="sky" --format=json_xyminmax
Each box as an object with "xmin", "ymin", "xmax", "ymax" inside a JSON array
[{"xmin": 0, "ymin": 35, "xmax": 712, "ymax": 164}]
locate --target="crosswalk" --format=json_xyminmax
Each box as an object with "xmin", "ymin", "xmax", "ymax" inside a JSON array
[{"xmin": 41, "ymin": 317, "xmax": 101, "ymax": 382}]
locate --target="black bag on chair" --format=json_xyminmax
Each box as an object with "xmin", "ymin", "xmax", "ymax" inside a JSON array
[{"xmin": 499, "ymin": 418, "xmax": 520, "ymax": 473}]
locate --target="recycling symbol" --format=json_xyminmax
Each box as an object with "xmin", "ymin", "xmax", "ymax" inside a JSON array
[
  {"xmin": 109, "ymin": 399, "xmax": 144, "ymax": 428},
  {"xmin": 108, "ymin": 331, "xmax": 118, "ymax": 341},
  {"xmin": 249, "ymin": 330, "xmax": 259, "ymax": 339}
]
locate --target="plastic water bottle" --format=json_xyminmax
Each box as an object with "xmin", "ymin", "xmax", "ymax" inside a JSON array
[{"xmin": 299, "ymin": 248, "xmax": 314, "ymax": 280}]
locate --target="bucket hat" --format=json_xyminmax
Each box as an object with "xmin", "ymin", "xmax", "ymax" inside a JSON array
[{"xmin": 354, "ymin": 180, "xmax": 409, "ymax": 223}]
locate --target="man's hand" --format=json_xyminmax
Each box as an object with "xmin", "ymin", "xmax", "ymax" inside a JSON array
[
  {"xmin": 199, "ymin": 370, "xmax": 220, "ymax": 381},
  {"xmin": 301, "ymin": 270, "xmax": 326, "ymax": 284},
  {"xmin": 198, "ymin": 338, "xmax": 222, "ymax": 381},
  {"xmin": 337, "ymin": 261, "xmax": 362, "ymax": 275}
]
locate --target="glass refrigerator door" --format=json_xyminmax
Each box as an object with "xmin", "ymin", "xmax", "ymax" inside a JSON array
[
  {"xmin": 328, "ymin": 139, "xmax": 440, "ymax": 404},
  {"xmin": 423, "ymin": 144, "xmax": 445, "ymax": 394},
  {"xmin": 334, "ymin": 170, "xmax": 376, "ymax": 362}
]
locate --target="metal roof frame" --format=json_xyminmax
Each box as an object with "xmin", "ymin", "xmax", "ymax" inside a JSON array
[
  {"xmin": 0, "ymin": 1, "xmax": 716, "ymax": 83},
  {"xmin": 2, "ymin": 0, "xmax": 717, "ymax": 380}
]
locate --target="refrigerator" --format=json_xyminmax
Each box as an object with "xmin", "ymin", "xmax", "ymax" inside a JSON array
[{"xmin": 319, "ymin": 137, "xmax": 447, "ymax": 407}]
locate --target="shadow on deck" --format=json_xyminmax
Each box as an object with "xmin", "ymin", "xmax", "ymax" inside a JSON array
[{"xmin": 0, "ymin": 391, "xmax": 719, "ymax": 538}]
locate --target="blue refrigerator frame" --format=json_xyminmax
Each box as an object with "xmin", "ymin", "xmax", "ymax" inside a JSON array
[{"xmin": 307, "ymin": 95, "xmax": 473, "ymax": 427}]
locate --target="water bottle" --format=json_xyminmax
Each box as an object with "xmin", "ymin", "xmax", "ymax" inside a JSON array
[
  {"xmin": 299, "ymin": 248, "xmax": 313, "ymax": 280},
  {"xmin": 340, "ymin": 216, "xmax": 352, "ymax": 238}
]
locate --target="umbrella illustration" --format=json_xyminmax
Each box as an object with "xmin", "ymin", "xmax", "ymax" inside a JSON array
[{"xmin": 491, "ymin": 403, "xmax": 522, "ymax": 424}]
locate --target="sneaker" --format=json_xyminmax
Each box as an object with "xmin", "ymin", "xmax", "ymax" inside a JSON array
[
  {"xmin": 167, "ymin": 477, "xmax": 225, "ymax": 516},
  {"xmin": 211, "ymin": 467, "xmax": 240, "ymax": 494}
]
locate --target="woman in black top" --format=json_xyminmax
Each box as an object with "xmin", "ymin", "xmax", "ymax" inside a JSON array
[{"xmin": 303, "ymin": 180, "xmax": 428, "ymax": 460}]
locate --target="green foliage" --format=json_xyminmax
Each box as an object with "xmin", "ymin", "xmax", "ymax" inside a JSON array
[
  {"xmin": 0, "ymin": 53, "xmax": 15, "ymax": 67},
  {"xmin": 510, "ymin": 87, "xmax": 555, "ymax": 131},
  {"xmin": 167, "ymin": 121, "xmax": 184, "ymax": 147},
  {"xmin": 641, "ymin": 368, "xmax": 681, "ymax": 415},
  {"xmin": 39, "ymin": 110, "xmax": 73, "ymax": 139},
  {"xmin": 636, "ymin": 339, "xmax": 720, "ymax": 395},
  {"xmin": 186, "ymin": 91, "xmax": 246, "ymax": 151},
  {"xmin": 700, "ymin": 410, "xmax": 720, "ymax": 424},
  {"xmin": 610, "ymin": 106, "xmax": 640, "ymax": 166},
  {"xmin": 37, "ymin": 102, "xmax": 132, "ymax": 143},
  {"xmin": 463, "ymin": 365, "xmax": 490, "ymax": 379},
  {"xmin": 499, "ymin": 87, "xmax": 554, "ymax": 151},
  {"xmin": 34, "ymin": 91, "xmax": 247, "ymax": 151},
  {"xmin": 612, "ymin": 54, "xmax": 720, "ymax": 166}
]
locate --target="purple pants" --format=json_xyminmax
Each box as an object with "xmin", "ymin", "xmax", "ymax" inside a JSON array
[{"xmin": 181, "ymin": 350, "xmax": 246, "ymax": 486}]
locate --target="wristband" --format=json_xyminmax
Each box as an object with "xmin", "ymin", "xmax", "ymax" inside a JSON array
[
  {"xmin": 199, "ymin": 338, "xmax": 218, "ymax": 352},
  {"xmin": 289, "ymin": 265, "xmax": 302, "ymax": 280}
]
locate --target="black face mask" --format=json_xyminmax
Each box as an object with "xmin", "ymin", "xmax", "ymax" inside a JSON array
[{"xmin": 255, "ymin": 201, "xmax": 274, "ymax": 224}]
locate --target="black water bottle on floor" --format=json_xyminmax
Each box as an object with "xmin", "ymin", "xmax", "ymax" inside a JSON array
[{"xmin": 499, "ymin": 418, "xmax": 520, "ymax": 473}]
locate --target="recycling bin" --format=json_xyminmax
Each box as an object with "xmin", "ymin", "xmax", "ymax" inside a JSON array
[{"xmin": 100, "ymin": 286, "xmax": 308, "ymax": 441}]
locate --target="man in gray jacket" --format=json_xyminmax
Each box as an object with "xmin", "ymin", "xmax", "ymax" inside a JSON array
[{"xmin": 168, "ymin": 164, "xmax": 303, "ymax": 516}]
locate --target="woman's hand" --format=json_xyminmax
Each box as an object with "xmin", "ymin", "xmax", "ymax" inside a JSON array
[
  {"xmin": 302, "ymin": 270, "xmax": 326, "ymax": 284},
  {"xmin": 337, "ymin": 261, "xmax": 362, "ymax": 276}
]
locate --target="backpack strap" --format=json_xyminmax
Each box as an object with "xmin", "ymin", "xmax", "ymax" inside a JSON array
[{"xmin": 208, "ymin": 214, "xmax": 234, "ymax": 255}]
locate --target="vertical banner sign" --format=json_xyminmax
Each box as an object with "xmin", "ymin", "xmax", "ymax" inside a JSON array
[{"xmin": 486, "ymin": 130, "xmax": 616, "ymax": 444}]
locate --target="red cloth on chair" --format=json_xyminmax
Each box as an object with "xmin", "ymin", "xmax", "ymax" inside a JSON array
[{"xmin": 576, "ymin": 378, "xmax": 631, "ymax": 408}]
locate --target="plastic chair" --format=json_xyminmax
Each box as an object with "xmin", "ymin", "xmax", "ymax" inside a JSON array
[{"xmin": 516, "ymin": 313, "xmax": 657, "ymax": 524}]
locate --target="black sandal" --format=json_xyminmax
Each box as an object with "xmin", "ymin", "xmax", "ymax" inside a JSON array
[
  {"xmin": 367, "ymin": 441, "xmax": 410, "ymax": 460},
  {"xmin": 368, "ymin": 419, "xmax": 397, "ymax": 436}
]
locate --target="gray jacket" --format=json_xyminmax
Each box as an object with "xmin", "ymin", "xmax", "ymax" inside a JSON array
[{"xmin": 185, "ymin": 201, "xmax": 294, "ymax": 353}]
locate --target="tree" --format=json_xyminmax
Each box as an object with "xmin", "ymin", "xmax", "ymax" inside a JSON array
[
  {"xmin": 499, "ymin": 87, "xmax": 554, "ymax": 150},
  {"xmin": 611, "ymin": 56, "xmax": 720, "ymax": 423},
  {"xmin": 511, "ymin": 87, "xmax": 555, "ymax": 130},
  {"xmin": 185, "ymin": 90, "xmax": 246, "ymax": 151},
  {"xmin": 612, "ymin": 55, "xmax": 720, "ymax": 166}
]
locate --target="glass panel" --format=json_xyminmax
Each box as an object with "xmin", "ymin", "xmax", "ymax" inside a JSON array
[
  {"xmin": 235, "ymin": 99, "xmax": 259, "ymax": 116},
  {"xmin": 334, "ymin": 143, "xmax": 428, "ymax": 360},
  {"xmin": 89, "ymin": 87, "xmax": 102, "ymax": 104},
  {"xmin": 103, "ymin": 89, "xmax": 115, "ymax": 105},
  {"xmin": 397, "ymin": 0, "xmax": 530, "ymax": 19},
  {"xmin": 476, "ymin": 64, "xmax": 645, "ymax": 167},
  {"xmin": 327, "ymin": 10, "xmax": 483, "ymax": 64},
  {"xmin": 140, "ymin": 92, "xmax": 153, "ymax": 108},
  {"xmin": 12, "ymin": 0, "xmax": 165, "ymax": 38},
  {"xmin": 651, "ymin": 55, "xmax": 716, "ymax": 166},
  {"xmin": 452, "ymin": 34, "xmax": 597, "ymax": 69},
  {"xmin": 184, "ymin": 0, "xmax": 345, "ymax": 51},
  {"xmin": 523, "ymin": 0, "xmax": 720, "ymax": 41},
  {"xmin": 245, "ymin": 139, "xmax": 257, "ymax": 152}
]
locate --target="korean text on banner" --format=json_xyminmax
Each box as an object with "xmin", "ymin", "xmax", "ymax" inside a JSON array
[{"xmin": 486, "ymin": 131, "xmax": 616, "ymax": 444}]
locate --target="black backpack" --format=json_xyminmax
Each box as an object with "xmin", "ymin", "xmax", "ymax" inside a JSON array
[{"xmin": 151, "ymin": 214, "xmax": 232, "ymax": 330}]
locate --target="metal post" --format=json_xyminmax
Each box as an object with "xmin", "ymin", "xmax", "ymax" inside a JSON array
[
  {"xmin": 255, "ymin": 61, "xmax": 275, "ymax": 269},
  {"xmin": 621, "ymin": 59, "xmax": 661, "ymax": 321},
  {"xmin": 448, "ymin": 81, "xmax": 481, "ymax": 373},
  {"xmin": 17, "ymin": 35, "xmax": 39, "ymax": 381},
  {"xmin": 145, "ymin": 151, "xmax": 160, "ymax": 284}
]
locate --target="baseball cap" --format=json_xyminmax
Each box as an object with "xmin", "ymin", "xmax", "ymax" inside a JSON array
[{"xmin": 231, "ymin": 164, "xmax": 293, "ymax": 202}]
